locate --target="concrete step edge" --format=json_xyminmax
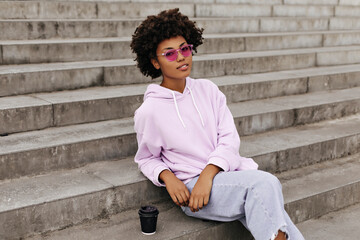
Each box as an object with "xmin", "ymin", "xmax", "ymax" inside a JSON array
[
  {"xmin": 1, "ymin": 111, "xmax": 360, "ymax": 179},
  {"xmin": 2, "ymin": 151, "xmax": 360, "ymax": 239},
  {"xmin": 1, "ymin": 44, "xmax": 360, "ymax": 73},
  {"xmin": 2, "ymin": 78, "xmax": 360, "ymax": 129},
  {"xmin": 2, "ymin": 29, "xmax": 360, "ymax": 44},
  {"xmin": 2, "ymin": 62, "xmax": 360, "ymax": 97},
  {"xmin": 2, "ymin": 29, "xmax": 360, "ymax": 64},
  {"xmin": 2, "ymin": 17, "xmax": 360, "ymax": 40},
  {"xmin": 1, "ymin": 76, "xmax": 360, "ymax": 135}
]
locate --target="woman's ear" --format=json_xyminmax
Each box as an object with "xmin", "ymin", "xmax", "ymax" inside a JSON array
[{"xmin": 151, "ymin": 58, "xmax": 160, "ymax": 70}]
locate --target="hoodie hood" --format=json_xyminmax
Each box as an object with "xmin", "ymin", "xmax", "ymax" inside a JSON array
[
  {"xmin": 144, "ymin": 77, "xmax": 204, "ymax": 128},
  {"xmin": 144, "ymin": 76, "xmax": 192, "ymax": 100}
]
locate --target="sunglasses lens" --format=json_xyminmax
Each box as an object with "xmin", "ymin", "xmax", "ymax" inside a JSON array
[
  {"xmin": 180, "ymin": 45, "xmax": 192, "ymax": 57},
  {"xmin": 164, "ymin": 50, "xmax": 178, "ymax": 61},
  {"xmin": 163, "ymin": 45, "xmax": 193, "ymax": 61}
]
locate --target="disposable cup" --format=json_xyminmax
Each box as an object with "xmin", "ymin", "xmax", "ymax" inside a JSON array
[{"xmin": 138, "ymin": 206, "xmax": 159, "ymax": 235}]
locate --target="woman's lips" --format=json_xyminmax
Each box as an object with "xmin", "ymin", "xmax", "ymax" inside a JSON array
[{"xmin": 177, "ymin": 64, "xmax": 189, "ymax": 71}]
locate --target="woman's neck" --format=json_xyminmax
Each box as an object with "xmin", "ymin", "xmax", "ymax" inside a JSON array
[{"xmin": 160, "ymin": 78, "xmax": 186, "ymax": 93}]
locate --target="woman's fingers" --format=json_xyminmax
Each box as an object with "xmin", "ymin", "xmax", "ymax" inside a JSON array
[
  {"xmin": 170, "ymin": 194, "xmax": 181, "ymax": 207},
  {"xmin": 193, "ymin": 197, "xmax": 199, "ymax": 212},
  {"xmin": 185, "ymin": 188, "xmax": 190, "ymax": 201},
  {"xmin": 198, "ymin": 197, "xmax": 204, "ymax": 210},
  {"xmin": 204, "ymin": 195, "xmax": 209, "ymax": 206},
  {"xmin": 179, "ymin": 191, "xmax": 189, "ymax": 206},
  {"xmin": 175, "ymin": 193, "xmax": 185, "ymax": 206}
]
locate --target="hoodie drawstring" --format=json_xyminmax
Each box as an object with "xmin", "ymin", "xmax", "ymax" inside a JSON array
[
  {"xmin": 171, "ymin": 91, "xmax": 187, "ymax": 128},
  {"xmin": 171, "ymin": 87, "xmax": 205, "ymax": 128},
  {"xmin": 188, "ymin": 87, "xmax": 205, "ymax": 127}
]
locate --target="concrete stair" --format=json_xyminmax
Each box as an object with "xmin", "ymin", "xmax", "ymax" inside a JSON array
[
  {"xmin": 4, "ymin": 17, "xmax": 360, "ymax": 40},
  {"xmin": 2, "ymin": 30, "xmax": 360, "ymax": 64},
  {"xmin": 19, "ymin": 152, "xmax": 360, "ymax": 240},
  {"xmin": 1, "ymin": 0, "xmax": 360, "ymax": 239}
]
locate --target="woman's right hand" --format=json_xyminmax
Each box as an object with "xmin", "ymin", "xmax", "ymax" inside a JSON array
[{"xmin": 159, "ymin": 170, "xmax": 190, "ymax": 207}]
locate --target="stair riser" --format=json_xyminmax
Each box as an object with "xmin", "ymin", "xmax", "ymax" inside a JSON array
[
  {"xmin": 253, "ymin": 134, "xmax": 360, "ymax": 173},
  {"xmin": 330, "ymin": 18, "xmax": 360, "ymax": 30},
  {"xmin": 1, "ymin": 42, "xmax": 133, "ymax": 65},
  {"xmin": 0, "ymin": 104, "xmax": 53, "ymax": 135},
  {"xmin": 2, "ymin": 123, "xmax": 360, "ymax": 181},
  {"xmin": 3, "ymin": 18, "xmax": 359, "ymax": 40},
  {"xmin": 0, "ymin": 182, "xmax": 168, "ymax": 240},
  {"xmin": 3, "ymin": 2, "xmax": 360, "ymax": 20},
  {"xmin": 4, "ymin": 32, "xmax": 360, "ymax": 64},
  {"xmin": 317, "ymin": 49, "xmax": 360, "ymax": 66},
  {"xmin": 0, "ymin": 134, "xmax": 137, "ymax": 180},
  {"xmin": 52, "ymin": 95, "xmax": 143, "ymax": 126},
  {"xmin": 0, "ymin": 67, "xmax": 103, "ymax": 98},
  {"xmin": 103, "ymin": 53, "xmax": 316, "ymax": 85},
  {"xmin": 340, "ymin": 0, "xmax": 360, "ymax": 5},
  {"xmin": 308, "ymin": 71, "xmax": 360, "ymax": 92},
  {"xmin": 285, "ymin": 181, "xmax": 360, "ymax": 224},
  {"xmin": 273, "ymin": 6, "xmax": 334, "ymax": 17},
  {"xmin": 0, "ymin": 77, "xmax": 306, "ymax": 134},
  {"xmin": 1, "ymin": 165, "xmax": 359, "ymax": 239},
  {"xmin": 0, "ymin": 20, "xmax": 142, "ymax": 40},
  {"xmin": 235, "ymin": 99, "xmax": 360, "ymax": 136},
  {"xmin": 284, "ymin": 0, "xmax": 338, "ymax": 4},
  {"xmin": 198, "ymin": 5, "xmax": 360, "ymax": 18},
  {"xmin": 2, "ymin": 74, "xmax": 360, "ymax": 136},
  {"xmin": 219, "ymin": 77, "xmax": 308, "ymax": 103},
  {"xmin": 192, "ymin": 53, "xmax": 316, "ymax": 78},
  {"xmin": 0, "ymin": 2, "xmax": 194, "ymax": 20},
  {"xmin": 3, "ymin": 64, "xmax": 360, "ymax": 98}
]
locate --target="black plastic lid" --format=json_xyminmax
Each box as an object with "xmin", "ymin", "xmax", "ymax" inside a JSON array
[{"xmin": 138, "ymin": 205, "xmax": 159, "ymax": 216}]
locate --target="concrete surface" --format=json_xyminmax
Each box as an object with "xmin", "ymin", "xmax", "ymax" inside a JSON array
[
  {"xmin": 2, "ymin": 79, "xmax": 359, "ymax": 134},
  {"xmin": 0, "ymin": 159, "xmax": 169, "ymax": 240},
  {"xmin": 24, "ymin": 201, "xmax": 252, "ymax": 240},
  {"xmin": 242, "ymin": 114, "xmax": 360, "ymax": 172},
  {"xmin": 6, "ymin": 2, "xmax": 360, "ymax": 20},
  {"xmin": 4, "ymin": 17, "xmax": 360, "ymax": 40},
  {"xmin": 273, "ymin": 5, "xmax": 334, "ymax": 17},
  {"xmin": 284, "ymin": 0, "xmax": 338, "ymax": 4},
  {"xmin": 2, "ymin": 61, "xmax": 359, "ymax": 98},
  {"xmin": 0, "ymin": 118, "xmax": 136, "ymax": 180},
  {"xmin": 2, "ymin": 30, "xmax": 360, "ymax": 64},
  {"xmin": 0, "ymin": 2, "xmax": 194, "ymax": 19},
  {"xmin": 298, "ymin": 202, "xmax": 360, "ymax": 240},
  {"xmin": 10, "ymin": 152, "xmax": 360, "ymax": 240},
  {"xmin": 2, "ymin": 0, "xmax": 360, "ymax": 239},
  {"xmin": 279, "ymin": 153, "xmax": 360, "ymax": 223}
]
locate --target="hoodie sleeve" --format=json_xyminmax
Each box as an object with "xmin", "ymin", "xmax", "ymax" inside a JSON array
[
  {"xmin": 207, "ymin": 87, "xmax": 258, "ymax": 171},
  {"xmin": 134, "ymin": 110, "xmax": 170, "ymax": 187}
]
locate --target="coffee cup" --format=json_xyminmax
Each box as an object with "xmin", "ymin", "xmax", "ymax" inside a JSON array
[{"xmin": 138, "ymin": 205, "xmax": 159, "ymax": 235}]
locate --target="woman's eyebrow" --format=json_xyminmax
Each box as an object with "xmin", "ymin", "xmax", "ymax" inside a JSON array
[{"xmin": 162, "ymin": 42, "xmax": 187, "ymax": 50}]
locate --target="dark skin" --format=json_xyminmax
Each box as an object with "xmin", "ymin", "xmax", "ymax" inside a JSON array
[{"xmin": 151, "ymin": 36, "xmax": 287, "ymax": 240}]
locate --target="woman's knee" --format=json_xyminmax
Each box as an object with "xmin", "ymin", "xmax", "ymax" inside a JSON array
[{"xmin": 251, "ymin": 171, "xmax": 282, "ymax": 192}]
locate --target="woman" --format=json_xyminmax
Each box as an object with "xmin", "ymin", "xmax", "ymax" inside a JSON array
[{"xmin": 130, "ymin": 8, "xmax": 304, "ymax": 240}]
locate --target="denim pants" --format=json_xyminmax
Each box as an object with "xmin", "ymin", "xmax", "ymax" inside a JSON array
[{"xmin": 181, "ymin": 170, "xmax": 305, "ymax": 240}]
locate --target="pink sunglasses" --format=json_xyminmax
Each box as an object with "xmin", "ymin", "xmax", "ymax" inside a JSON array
[{"xmin": 158, "ymin": 44, "xmax": 193, "ymax": 62}]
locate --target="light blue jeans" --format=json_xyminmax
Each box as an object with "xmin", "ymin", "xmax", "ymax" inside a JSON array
[{"xmin": 181, "ymin": 170, "xmax": 305, "ymax": 240}]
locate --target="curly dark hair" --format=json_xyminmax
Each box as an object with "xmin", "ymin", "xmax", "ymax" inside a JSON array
[{"xmin": 130, "ymin": 8, "xmax": 204, "ymax": 79}]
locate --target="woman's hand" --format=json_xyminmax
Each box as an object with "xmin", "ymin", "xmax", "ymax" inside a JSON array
[
  {"xmin": 188, "ymin": 164, "xmax": 221, "ymax": 212},
  {"xmin": 188, "ymin": 175, "xmax": 213, "ymax": 212},
  {"xmin": 159, "ymin": 170, "xmax": 190, "ymax": 207}
]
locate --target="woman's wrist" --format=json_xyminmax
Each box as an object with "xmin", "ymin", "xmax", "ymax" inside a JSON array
[
  {"xmin": 159, "ymin": 169, "xmax": 175, "ymax": 184},
  {"xmin": 199, "ymin": 164, "xmax": 221, "ymax": 181}
]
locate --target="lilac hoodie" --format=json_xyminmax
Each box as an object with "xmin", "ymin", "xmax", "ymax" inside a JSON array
[{"xmin": 134, "ymin": 77, "xmax": 258, "ymax": 187}]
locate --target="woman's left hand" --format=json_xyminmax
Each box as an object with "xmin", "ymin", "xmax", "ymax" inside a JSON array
[
  {"xmin": 188, "ymin": 164, "xmax": 221, "ymax": 212},
  {"xmin": 188, "ymin": 175, "xmax": 213, "ymax": 212}
]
